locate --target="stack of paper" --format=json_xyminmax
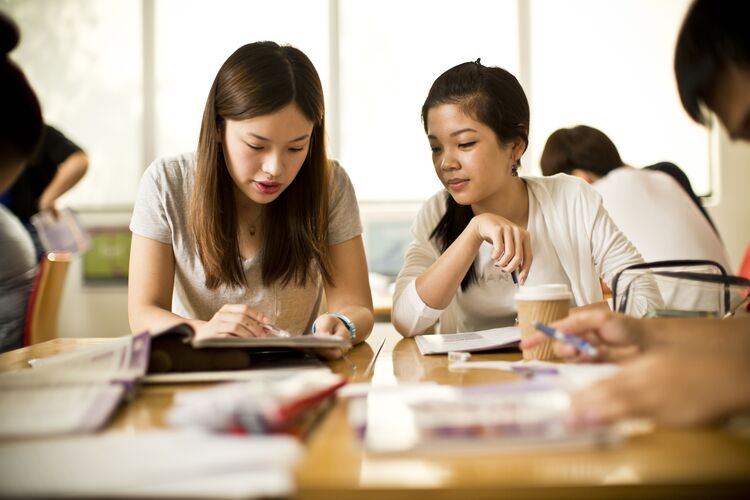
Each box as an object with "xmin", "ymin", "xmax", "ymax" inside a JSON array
[
  {"xmin": 0, "ymin": 431, "xmax": 301, "ymax": 498},
  {"xmin": 168, "ymin": 370, "xmax": 346, "ymax": 436},
  {"xmin": 347, "ymin": 380, "xmax": 620, "ymax": 454},
  {"xmin": 0, "ymin": 332, "xmax": 150, "ymax": 438}
]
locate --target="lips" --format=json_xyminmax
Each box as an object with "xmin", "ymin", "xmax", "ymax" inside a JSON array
[
  {"xmin": 254, "ymin": 180, "xmax": 282, "ymax": 195},
  {"xmin": 446, "ymin": 178, "xmax": 469, "ymax": 190}
]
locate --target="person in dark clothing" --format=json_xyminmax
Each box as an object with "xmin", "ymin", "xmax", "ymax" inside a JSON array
[
  {"xmin": 0, "ymin": 12, "xmax": 43, "ymax": 352},
  {"xmin": 0, "ymin": 124, "xmax": 88, "ymax": 257}
]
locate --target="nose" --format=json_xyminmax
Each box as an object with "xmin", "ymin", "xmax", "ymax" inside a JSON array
[
  {"xmin": 439, "ymin": 149, "xmax": 459, "ymax": 171},
  {"xmin": 262, "ymin": 153, "xmax": 283, "ymax": 177}
]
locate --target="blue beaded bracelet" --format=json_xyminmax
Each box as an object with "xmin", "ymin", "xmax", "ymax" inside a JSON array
[{"xmin": 312, "ymin": 313, "xmax": 357, "ymax": 339}]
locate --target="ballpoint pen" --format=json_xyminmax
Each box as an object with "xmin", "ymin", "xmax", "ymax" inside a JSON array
[{"xmin": 532, "ymin": 321, "xmax": 599, "ymax": 357}]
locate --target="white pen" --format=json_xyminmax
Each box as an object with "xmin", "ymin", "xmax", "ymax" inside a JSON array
[{"xmin": 261, "ymin": 323, "xmax": 291, "ymax": 338}]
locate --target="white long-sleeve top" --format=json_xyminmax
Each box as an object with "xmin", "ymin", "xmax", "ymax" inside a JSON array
[{"xmin": 392, "ymin": 174, "xmax": 652, "ymax": 337}]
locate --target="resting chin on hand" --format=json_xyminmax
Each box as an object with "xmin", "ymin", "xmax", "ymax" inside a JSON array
[{"xmin": 569, "ymin": 351, "xmax": 750, "ymax": 427}]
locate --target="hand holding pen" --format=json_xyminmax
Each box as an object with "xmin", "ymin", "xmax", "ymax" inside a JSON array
[
  {"xmin": 195, "ymin": 304, "xmax": 290, "ymax": 340},
  {"xmin": 520, "ymin": 310, "xmax": 646, "ymax": 362},
  {"xmin": 532, "ymin": 321, "xmax": 599, "ymax": 357}
]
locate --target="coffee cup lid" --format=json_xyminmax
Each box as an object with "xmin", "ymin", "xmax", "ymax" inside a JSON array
[{"xmin": 515, "ymin": 284, "xmax": 571, "ymax": 301}]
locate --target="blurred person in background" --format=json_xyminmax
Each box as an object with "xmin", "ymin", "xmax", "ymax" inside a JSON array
[
  {"xmin": 540, "ymin": 124, "xmax": 729, "ymax": 270},
  {"xmin": 0, "ymin": 12, "xmax": 43, "ymax": 352},
  {"xmin": 523, "ymin": 0, "xmax": 750, "ymax": 428},
  {"xmin": 0, "ymin": 124, "xmax": 88, "ymax": 259}
]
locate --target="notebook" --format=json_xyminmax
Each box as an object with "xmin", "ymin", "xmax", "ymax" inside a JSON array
[{"xmin": 414, "ymin": 326, "xmax": 521, "ymax": 355}]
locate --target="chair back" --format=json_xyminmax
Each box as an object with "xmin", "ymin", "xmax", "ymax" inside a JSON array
[{"xmin": 24, "ymin": 252, "xmax": 71, "ymax": 345}]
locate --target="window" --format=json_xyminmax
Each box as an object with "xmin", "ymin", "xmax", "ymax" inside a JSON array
[
  {"xmin": 152, "ymin": 0, "xmax": 331, "ymax": 159},
  {"xmin": 2, "ymin": 0, "xmax": 143, "ymax": 207},
  {"xmin": 3, "ymin": 0, "xmax": 712, "ymax": 205},
  {"xmin": 338, "ymin": 0, "xmax": 520, "ymax": 201},
  {"xmin": 527, "ymin": 0, "xmax": 710, "ymax": 194}
]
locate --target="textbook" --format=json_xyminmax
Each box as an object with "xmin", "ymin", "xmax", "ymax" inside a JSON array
[
  {"xmin": 0, "ymin": 332, "xmax": 150, "ymax": 438},
  {"xmin": 414, "ymin": 326, "xmax": 521, "ymax": 355},
  {"xmin": 148, "ymin": 323, "xmax": 351, "ymax": 374}
]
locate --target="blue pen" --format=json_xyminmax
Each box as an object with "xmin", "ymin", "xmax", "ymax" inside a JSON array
[{"xmin": 532, "ymin": 321, "xmax": 599, "ymax": 357}]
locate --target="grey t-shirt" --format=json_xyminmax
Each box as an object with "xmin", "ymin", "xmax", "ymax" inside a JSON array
[
  {"xmin": 0, "ymin": 206, "xmax": 37, "ymax": 351},
  {"xmin": 129, "ymin": 152, "xmax": 362, "ymax": 336}
]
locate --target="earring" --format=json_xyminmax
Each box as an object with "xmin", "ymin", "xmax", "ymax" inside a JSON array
[{"xmin": 511, "ymin": 160, "xmax": 520, "ymax": 177}]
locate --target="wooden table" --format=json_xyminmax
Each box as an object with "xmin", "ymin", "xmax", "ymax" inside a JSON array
[{"xmin": 2, "ymin": 324, "xmax": 750, "ymax": 498}]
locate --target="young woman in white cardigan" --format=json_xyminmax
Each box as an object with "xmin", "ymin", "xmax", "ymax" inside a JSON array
[{"xmin": 392, "ymin": 60, "xmax": 652, "ymax": 337}]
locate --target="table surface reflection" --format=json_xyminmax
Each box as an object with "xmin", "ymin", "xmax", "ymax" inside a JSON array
[{"xmin": 2, "ymin": 324, "xmax": 749, "ymax": 498}]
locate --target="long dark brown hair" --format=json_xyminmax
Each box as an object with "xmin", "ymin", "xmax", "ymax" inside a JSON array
[
  {"xmin": 421, "ymin": 61, "xmax": 529, "ymax": 290},
  {"xmin": 190, "ymin": 41, "xmax": 331, "ymax": 290}
]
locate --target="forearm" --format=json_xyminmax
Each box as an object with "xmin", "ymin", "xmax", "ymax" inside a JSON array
[
  {"xmin": 415, "ymin": 222, "xmax": 481, "ymax": 309},
  {"xmin": 128, "ymin": 303, "xmax": 204, "ymax": 335},
  {"xmin": 38, "ymin": 152, "xmax": 88, "ymax": 210}
]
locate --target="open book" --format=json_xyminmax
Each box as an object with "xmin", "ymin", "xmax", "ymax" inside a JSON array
[
  {"xmin": 0, "ymin": 332, "xmax": 150, "ymax": 438},
  {"xmin": 155, "ymin": 323, "xmax": 350, "ymax": 349},
  {"xmin": 415, "ymin": 326, "xmax": 521, "ymax": 355},
  {"xmin": 147, "ymin": 324, "xmax": 350, "ymax": 374}
]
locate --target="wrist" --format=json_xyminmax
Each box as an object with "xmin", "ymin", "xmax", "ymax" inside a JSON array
[
  {"xmin": 313, "ymin": 313, "xmax": 357, "ymax": 339},
  {"xmin": 467, "ymin": 215, "xmax": 486, "ymax": 247}
]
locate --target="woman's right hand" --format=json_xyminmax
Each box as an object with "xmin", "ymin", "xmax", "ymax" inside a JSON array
[
  {"xmin": 521, "ymin": 310, "xmax": 647, "ymax": 362},
  {"xmin": 471, "ymin": 212, "xmax": 532, "ymax": 283},
  {"xmin": 194, "ymin": 304, "xmax": 272, "ymax": 340}
]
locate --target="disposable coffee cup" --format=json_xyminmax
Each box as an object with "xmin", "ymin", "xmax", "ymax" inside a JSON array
[{"xmin": 515, "ymin": 284, "xmax": 572, "ymax": 360}]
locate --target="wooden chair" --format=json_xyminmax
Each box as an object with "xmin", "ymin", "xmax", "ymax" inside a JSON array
[{"xmin": 24, "ymin": 252, "xmax": 71, "ymax": 345}]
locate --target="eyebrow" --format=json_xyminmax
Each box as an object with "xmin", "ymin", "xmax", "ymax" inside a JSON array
[
  {"xmin": 427, "ymin": 128, "xmax": 478, "ymax": 140},
  {"xmin": 247, "ymin": 133, "xmax": 310, "ymax": 143}
]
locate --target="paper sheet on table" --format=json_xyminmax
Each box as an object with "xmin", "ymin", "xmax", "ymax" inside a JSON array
[
  {"xmin": 450, "ymin": 359, "xmax": 620, "ymax": 390},
  {"xmin": 415, "ymin": 326, "xmax": 520, "ymax": 355},
  {"xmin": 359, "ymin": 381, "xmax": 620, "ymax": 454},
  {"xmin": 0, "ymin": 431, "xmax": 302, "ymax": 498}
]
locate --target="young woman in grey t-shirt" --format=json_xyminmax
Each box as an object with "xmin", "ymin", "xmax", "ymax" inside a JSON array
[{"xmin": 128, "ymin": 42, "xmax": 373, "ymax": 359}]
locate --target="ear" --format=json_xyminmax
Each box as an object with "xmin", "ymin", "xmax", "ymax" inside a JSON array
[
  {"xmin": 570, "ymin": 168, "xmax": 599, "ymax": 184},
  {"xmin": 511, "ymin": 137, "xmax": 526, "ymax": 160}
]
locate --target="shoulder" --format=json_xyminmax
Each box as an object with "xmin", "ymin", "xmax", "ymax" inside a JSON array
[
  {"xmin": 596, "ymin": 167, "xmax": 677, "ymax": 196},
  {"xmin": 143, "ymin": 152, "xmax": 196, "ymax": 190},
  {"xmin": 524, "ymin": 173, "xmax": 602, "ymax": 205},
  {"xmin": 328, "ymin": 159, "xmax": 354, "ymax": 192}
]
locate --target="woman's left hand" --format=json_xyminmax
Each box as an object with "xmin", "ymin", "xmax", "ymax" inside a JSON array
[{"xmin": 312, "ymin": 313, "xmax": 352, "ymax": 360}]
